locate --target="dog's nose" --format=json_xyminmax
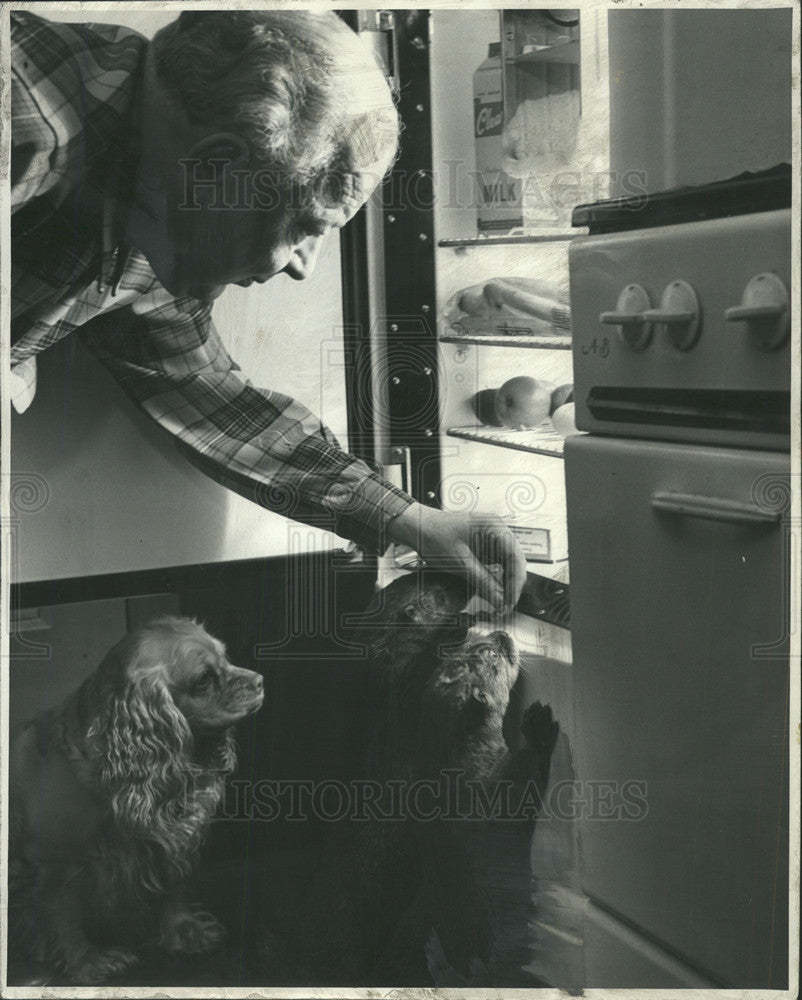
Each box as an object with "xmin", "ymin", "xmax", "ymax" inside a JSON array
[{"xmin": 252, "ymin": 674, "xmax": 264, "ymax": 692}]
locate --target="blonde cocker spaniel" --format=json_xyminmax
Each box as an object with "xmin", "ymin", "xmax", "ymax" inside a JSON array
[{"xmin": 9, "ymin": 616, "xmax": 264, "ymax": 984}]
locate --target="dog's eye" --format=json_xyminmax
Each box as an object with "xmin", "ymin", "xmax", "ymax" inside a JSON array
[{"xmin": 193, "ymin": 667, "xmax": 217, "ymax": 692}]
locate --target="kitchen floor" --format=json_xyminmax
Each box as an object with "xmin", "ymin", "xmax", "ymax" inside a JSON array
[
  {"xmin": 9, "ymin": 829, "xmax": 573, "ymax": 990},
  {"xmin": 6, "ymin": 831, "xmax": 440, "ymax": 989},
  {"xmin": 8, "ymin": 842, "xmax": 320, "ymax": 988},
  {"xmin": 7, "ymin": 811, "xmax": 563, "ymax": 990}
]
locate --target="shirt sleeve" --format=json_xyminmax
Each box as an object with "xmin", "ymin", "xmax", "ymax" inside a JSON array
[
  {"xmin": 11, "ymin": 13, "xmax": 146, "ymax": 214},
  {"xmin": 11, "ymin": 17, "xmax": 63, "ymax": 210},
  {"xmin": 79, "ymin": 287, "xmax": 414, "ymax": 553}
]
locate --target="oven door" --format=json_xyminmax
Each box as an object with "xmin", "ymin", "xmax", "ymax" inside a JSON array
[{"xmin": 564, "ymin": 434, "xmax": 789, "ymax": 988}]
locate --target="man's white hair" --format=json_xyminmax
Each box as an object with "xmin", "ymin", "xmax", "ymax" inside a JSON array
[{"xmin": 152, "ymin": 11, "xmax": 399, "ymax": 219}]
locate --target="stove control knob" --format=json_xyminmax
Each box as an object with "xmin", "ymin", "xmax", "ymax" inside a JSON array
[
  {"xmin": 599, "ymin": 284, "xmax": 653, "ymax": 350},
  {"xmin": 643, "ymin": 281, "xmax": 701, "ymax": 351},
  {"xmin": 724, "ymin": 272, "xmax": 789, "ymax": 351}
]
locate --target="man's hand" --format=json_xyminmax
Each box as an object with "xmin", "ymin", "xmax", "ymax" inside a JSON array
[{"xmin": 385, "ymin": 503, "xmax": 528, "ymax": 614}]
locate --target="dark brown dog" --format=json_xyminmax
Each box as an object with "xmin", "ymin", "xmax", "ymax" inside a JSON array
[
  {"xmin": 261, "ymin": 572, "xmax": 557, "ymax": 985},
  {"xmin": 412, "ymin": 631, "xmax": 559, "ymax": 985}
]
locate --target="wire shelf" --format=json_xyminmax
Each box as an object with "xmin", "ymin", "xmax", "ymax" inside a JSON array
[
  {"xmin": 440, "ymin": 331, "xmax": 572, "ymax": 350},
  {"xmin": 445, "ymin": 423, "xmax": 570, "ymax": 458},
  {"xmin": 438, "ymin": 231, "xmax": 578, "ymax": 248}
]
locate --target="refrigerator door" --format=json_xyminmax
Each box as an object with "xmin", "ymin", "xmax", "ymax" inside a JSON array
[
  {"xmin": 10, "ymin": 12, "xmax": 358, "ymax": 584},
  {"xmin": 565, "ymin": 434, "xmax": 789, "ymax": 988},
  {"xmin": 10, "ymin": 243, "xmax": 351, "ymax": 583}
]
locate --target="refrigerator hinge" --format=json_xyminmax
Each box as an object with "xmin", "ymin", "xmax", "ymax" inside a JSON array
[
  {"xmin": 376, "ymin": 10, "xmax": 396, "ymax": 32},
  {"xmin": 356, "ymin": 10, "xmax": 396, "ymax": 32},
  {"xmin": 355, "ymin": 11, "xmax": 400, "ymax": 98},
  {"xmin": 378, "ymin": 444, "xmax": 413, "ymax": 496}
]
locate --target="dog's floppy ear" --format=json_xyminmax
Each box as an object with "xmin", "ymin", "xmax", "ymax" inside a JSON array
[{"xmin": 91, "ymin": 632, "xmax": 196, "ymax": 867}]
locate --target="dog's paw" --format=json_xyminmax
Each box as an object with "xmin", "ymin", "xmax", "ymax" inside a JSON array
[
  {"xmin": 521, "ymin": 700, "xmax": 559, "ymax": 756},
  {"xmin": 160, "ymin": 906, "xmax": 226, "ymax": 955},
  {"xmin": 68, "ymin": 946, "xmax": 138, "ymax": 984}
]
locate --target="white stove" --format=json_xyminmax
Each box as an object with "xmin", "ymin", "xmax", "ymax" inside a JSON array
[
  {"xmin": 563, "ymin": 171, "xmax": 791, "ymax": 988},
  {"xmin": 569, "ymin": 175, "xmax": 791, "ymax": 452}
]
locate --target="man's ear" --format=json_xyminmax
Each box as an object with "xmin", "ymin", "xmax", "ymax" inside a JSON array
[
  {"xmin": 182, "ymin": 133, "xmax": 251, "ymax": 210},
  {"xmin": 188, "ymin": 132, "xmax": 251, "ymax": 169}
]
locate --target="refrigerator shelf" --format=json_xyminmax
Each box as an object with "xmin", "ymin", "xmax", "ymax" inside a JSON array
[
  {"xmin": 377, "ymin": 564, "xmax": 570, "ymax": 630},
  {"xmin": 525, "ymin": 559, "xmax": 570, "ymax": 581},
  {"xmin": 446, "ymin": 423, "xmax": 568, "ymax": 458},
  {"xmin": 438, "ymin": 231, "xmax": 577, "ymax": 248},
  {"xmin": 518, "ymin": 571, "xmax": 571, "ymax": 629},
  {"xmin": 440, "ymin": 331, "xmax": 572, "ymax": 350},
  {"xmin": 389, "ymin": 548, "xmax": 568, "ymax": 580}
]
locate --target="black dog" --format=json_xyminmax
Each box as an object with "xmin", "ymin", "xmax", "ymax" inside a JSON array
[{"xmin": 260, "ymin": 572, "xmax": 558, "ymax": 985}]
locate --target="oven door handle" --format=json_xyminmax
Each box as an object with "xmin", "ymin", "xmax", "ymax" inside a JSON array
[{"xmin": 651, "ymin": 491, "xmax": 781, "ymax": 525}]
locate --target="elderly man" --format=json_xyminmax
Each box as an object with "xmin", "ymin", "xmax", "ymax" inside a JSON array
[{"xmin": 10, "ymin": 10, "xmax": 526, "ymax": 613}]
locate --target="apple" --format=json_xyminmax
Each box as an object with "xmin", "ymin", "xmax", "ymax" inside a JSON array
[
  {"xmin": 550, "ymin": 383, "xmax": 574, "ymax": 415},
  {"xmin": 459, "ymin": 291, "xmax": 488, "ymax": 316},
  {"xmin": 551, "ymin": 402, "xmax": 579, "ymax": 436},
  {"xmin": 472, "ymin": 388, "xmax": 503, "ymax": 426},
  {"xmin": 494, "ymin": 376, "xmax": 554, "ymax": 429}
]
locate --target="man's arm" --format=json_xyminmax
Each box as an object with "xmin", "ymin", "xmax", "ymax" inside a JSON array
[
  {"xmin": 81, "ymin": 282, "xmax": 526, "ymax": 609},
  {"xmin": 79, "ymin": 288, "xmax": 413, "ymax": 552}
]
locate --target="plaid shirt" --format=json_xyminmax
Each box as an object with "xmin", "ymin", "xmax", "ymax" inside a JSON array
[{"xmin": 10, "ymin": 11, "xmax": 412, "ymax": 552}]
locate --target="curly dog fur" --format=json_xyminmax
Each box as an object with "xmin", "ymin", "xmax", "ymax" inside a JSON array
[{"xmin": 9, "ymin": 616, "xmax": 263, "ymax": 984}]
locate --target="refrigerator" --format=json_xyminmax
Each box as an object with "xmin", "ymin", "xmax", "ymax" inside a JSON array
[
  {"xmin": 357, "ymin": 7, "xmax": 792, "ymax": 989},
  {"xmin": 362, "ymin": 8, "xmax": 605, "ymax": 987}
]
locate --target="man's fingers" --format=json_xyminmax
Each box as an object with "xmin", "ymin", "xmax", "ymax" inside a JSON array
[
  {"xmin": 461, "ymin": 549, "xmax": 505, "ymax": 610},
  {"xmin": 495, "ymin": 528, "xmax": 528, "ymax": 612},
  {"xmin": 468, "ymin": 519, "xmax": 527, "ymax": 613},
  {"xmin": 394, "ymin": 506, "xmax": 528, "ymax": 613}
]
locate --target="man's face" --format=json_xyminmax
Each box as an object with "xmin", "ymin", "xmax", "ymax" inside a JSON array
[{"xmin": 162, "ymin": 158, "xmax": 375, "ymax": 301}]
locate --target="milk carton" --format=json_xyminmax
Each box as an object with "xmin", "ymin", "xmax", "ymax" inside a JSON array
[{"xmin": 474, "ymin": 42, "xmax": 523, "ymax": 232}]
